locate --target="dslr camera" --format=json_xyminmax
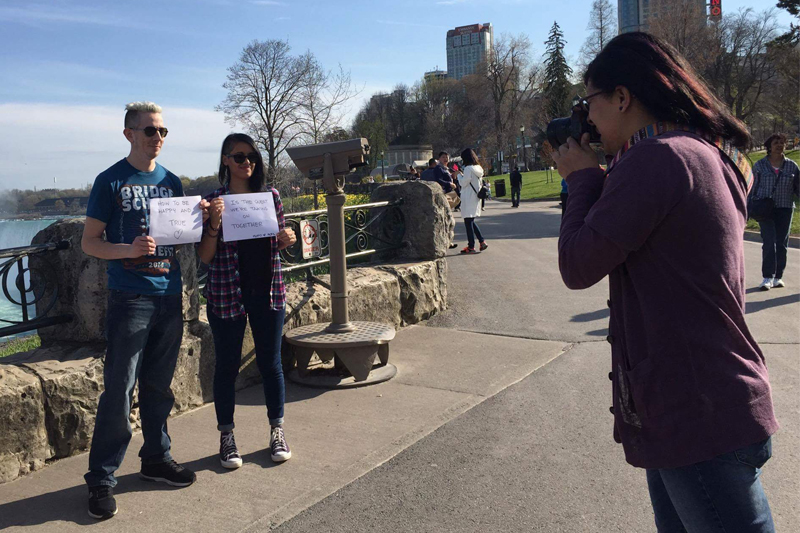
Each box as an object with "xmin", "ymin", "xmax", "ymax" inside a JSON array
[{"xmin": 546, "ymin": 102, "xmax": 601, "ymax": 149}]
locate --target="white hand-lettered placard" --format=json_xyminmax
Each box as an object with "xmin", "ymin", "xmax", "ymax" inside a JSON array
[
  {"xmin": 148, "ymin": 195, "xmax": 203, "ymax": 245},
  {"xmin": 222, "ymin": 192, "xmax": 279, "ymax": 242}
]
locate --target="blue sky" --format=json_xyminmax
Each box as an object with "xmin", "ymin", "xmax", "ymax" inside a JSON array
[{"xmin": 0, "ymin": 0, "xmax": 791, "ymax": 190}]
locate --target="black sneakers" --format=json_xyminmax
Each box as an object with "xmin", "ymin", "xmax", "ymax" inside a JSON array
[
  {"xmin": 140, "ymin": 459, "xmax": 197, "ymax": 487},
  {"xmin": 270, "ymin": 426, "xmax": 292, "ymax": 462},
  {"xmin": 220, "ymin": 431, "xmax": 243, "ymax": 469},
  {"xmin": 88, "ymin": 485, "xmax": 117, "ymax": 520}
]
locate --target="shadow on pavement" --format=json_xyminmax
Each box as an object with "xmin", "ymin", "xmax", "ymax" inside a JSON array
[
  {"xmin": 746, "ymin": 293, "xmax": 800, "ymax": 314},
  {"xmin": 0, "ymin": 456, "xmax": 221, "ymax": 529},
  {"xmin": 234, "ymin": 378, "xmax": 330, "ymax": 407},
  {"xmin": 571, "ymin": 308, "xmax": 610, "ymax": 323}
]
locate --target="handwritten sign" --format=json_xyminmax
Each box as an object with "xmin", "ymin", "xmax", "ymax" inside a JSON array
[
  {"xmin": 222, "ymin": 192, "xmax": 279, "ymax": 242},
  {"xmin": 300, "ymin": 219, "xmax": 321, "ymax": 259},
  {"xmin": 148, "ymin": 196, "xmax": 203, "ymax": 246}
]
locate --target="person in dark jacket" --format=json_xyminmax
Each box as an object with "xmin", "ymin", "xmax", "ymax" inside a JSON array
[
  {"xmin": 509, "ymin": 166, "xmax": 522, "ymax": 207},
  {"xmin": 554, "ymin": 32, "xmax": 778, "ymax": 532}
]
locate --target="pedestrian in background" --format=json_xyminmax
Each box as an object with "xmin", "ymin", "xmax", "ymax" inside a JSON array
[
  {"xmin": 555, "ymin": 32, "xmax": 778, "ymax": 532},
  {"xmin": 560, "ymin": 178, "xmax": 569, "ymax": 217},
  {"xmin": 750, "ymin": 133, "xmax": 799, "ymax": 291},
  {"xmin": 510, "ymin": 166, "xmax": 522, "ymax": 208}
]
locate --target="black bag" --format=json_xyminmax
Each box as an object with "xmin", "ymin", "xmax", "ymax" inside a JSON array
[
  {"xmin": 747, "ymin": 197, "xmax": 774, "ymax": 222},
  {"xmin": 470, "ymin": 180, "xmax": 490, "ymax": 200}
]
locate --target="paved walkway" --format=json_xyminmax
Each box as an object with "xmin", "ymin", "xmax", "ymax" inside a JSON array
[{"xmin": 0, "ymin": 199, "xmax": 797, "ymax": 532}]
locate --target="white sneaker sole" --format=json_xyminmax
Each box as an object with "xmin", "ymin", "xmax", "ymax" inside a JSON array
[
  {"xmin": 221, "ymin": 457, "xmax": 243, "ymax": 469},
  {"xmin": 88, "ymin": 507, "xmax": 118, "ymax": 519},
  {"xmin": 139, "ymin": 473, "xmax": 194, "ymax": 487},
  {"xmin": 271, "ymin": 451, "xmax": 292, "ymax": 463}
]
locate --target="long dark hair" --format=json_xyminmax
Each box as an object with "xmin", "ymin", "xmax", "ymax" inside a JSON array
[
  {"xmin": 217, "ymin": 133, "xmax": 266, "ymax": 192},
  {"xmin": 461, "ymin": 148, "xmax": 479, "ymax": 167},
  {"xmin": 584, "ymin": 32, "xmax": 751, "ymax": 150}
]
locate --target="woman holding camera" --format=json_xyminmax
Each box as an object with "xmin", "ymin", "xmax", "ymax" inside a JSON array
[
  {"xmin": 750, "ymin": 133, "xmax": 799, "ymax": 291},
  {"xmin": 198, "ymin": 133, "xmax": 297, "ymax": 469},
  {"xmin": 554, "ymin": 32, "xmax": 778, "ymax": 532},
  {"xmin": 457, "ymin": 148, "xmax": 488, "ymax": 254}
]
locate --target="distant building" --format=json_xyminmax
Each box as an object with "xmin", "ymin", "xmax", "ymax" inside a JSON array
[
  {"xmin": 618, "ymin": 0, "xmax": 709, "ymax": 34},
  {"xmin": 424, "ymin": 69, "xmax": 448, "ymax": 84},
  {"xmin": 446, "ymin": 23, "xmax": 493, "ymax": 80},
  {"xmin": 385, "ymin": 145, "xmax": 433, "ymax": 168}
]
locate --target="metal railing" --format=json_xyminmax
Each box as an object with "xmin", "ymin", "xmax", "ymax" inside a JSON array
[{"xmin": 0, "ymin": 240, "xmax": 74, "ymax": 338}]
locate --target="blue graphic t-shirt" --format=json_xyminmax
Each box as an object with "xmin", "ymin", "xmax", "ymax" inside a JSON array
[{"xmin": 86, "ymin": 159, "xmax": 184, "ymax": 295}]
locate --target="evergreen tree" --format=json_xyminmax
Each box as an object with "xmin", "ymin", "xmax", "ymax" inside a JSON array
[{"xmin": 543, "ymin": 22, "xmax": 573, "ymax": 119}]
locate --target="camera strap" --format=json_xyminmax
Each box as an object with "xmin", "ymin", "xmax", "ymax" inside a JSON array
[{"xmin": 604, "ymin": 122, "xmax": 753, "ymax": 195}]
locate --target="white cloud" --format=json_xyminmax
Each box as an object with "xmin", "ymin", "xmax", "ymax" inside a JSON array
[{"xmin": 0, "ymin": 103, "xmax": 233, "ymax": 190}]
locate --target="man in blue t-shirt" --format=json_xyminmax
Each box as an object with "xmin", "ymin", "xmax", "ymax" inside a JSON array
[{"xmin": 82, "ymin": 102, "xmax": 209, "ymax": 520}]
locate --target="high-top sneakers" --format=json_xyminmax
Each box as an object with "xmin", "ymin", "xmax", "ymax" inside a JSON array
[
  {"xmin": 270, "ymin": 426, "xmax": 292, "ymax": 463},
  {"xmin": 220, "ymin": 431, "xmax": 243, "ymax": 469}
]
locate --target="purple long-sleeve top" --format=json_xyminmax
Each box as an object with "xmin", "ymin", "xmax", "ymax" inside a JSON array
[{"xmin": 559, "ymin": 131, "xmax": 778, "ymax": 469}]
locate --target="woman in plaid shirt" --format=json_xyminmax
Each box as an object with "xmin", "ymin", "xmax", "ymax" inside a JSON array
[
  {"xmin": 750, "ymin": 133, "xmax": 800, "ymax": 291},
  {"xmin": 198, "ymin": 133, "xmax": 297, "ymax": 469}
]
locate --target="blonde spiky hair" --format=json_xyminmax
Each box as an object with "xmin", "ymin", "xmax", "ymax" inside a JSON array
[{"xmin": 124, "ymin": 101, "xmax": 162, "ymax": 128}]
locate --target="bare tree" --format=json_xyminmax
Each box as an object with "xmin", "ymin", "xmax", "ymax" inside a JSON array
[
  {"xmin": 298, "ymin": 58, "xmax": 360, "ymax": 144},
  {"xmin": 704, "ymin": 9, "xmax": 781, "ymax": 121},
  {"xmin": 217, "ymin": 39, "xmax": 316, "ymax": 181},
  {"xmin": 578, "ymin": 0, "xmax": 617, "ymax": 72},
  {"xmin": 475, "ymin": 34, "xmax": 540, "ymax": 165},
  {"xmin": 648, "ymin": 0, "xmax": 718, "ymax": 73}
]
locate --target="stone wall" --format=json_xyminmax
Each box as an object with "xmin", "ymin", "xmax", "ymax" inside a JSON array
[{"xmin": 0, "ymin": 182, "xmax": 449, "ymax": 484}]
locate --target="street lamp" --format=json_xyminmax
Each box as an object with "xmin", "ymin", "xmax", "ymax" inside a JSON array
[
  {"xmin": 381, "ymin": 151, "xmax": 385, "ymax": 181},
  {"xmin": 520, "ymin": 125, "xmax": 526, "ymax": 172}
]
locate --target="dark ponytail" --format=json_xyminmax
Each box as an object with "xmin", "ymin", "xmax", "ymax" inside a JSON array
[{"xmin": 584, "ymin": 32, "xmax": 751, "ymax": 150}]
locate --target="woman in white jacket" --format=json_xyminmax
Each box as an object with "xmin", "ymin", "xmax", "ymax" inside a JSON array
[{"xmin": 457, "ymin": 148, "xmax": 488, "ymax": 254}]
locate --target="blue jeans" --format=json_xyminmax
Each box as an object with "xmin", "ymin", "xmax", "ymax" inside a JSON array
[
  {"xmin": 85, "ymin": 291, "xmax": 183, "ymax": 488},
  {"xmin": 464, "ymin": 218, "xmax": 484, "ymax": 249},
  {"xmin": 208, "ymin": 294, "xmax": 286, "ymax": 430},
  {"xmin": 759, "ymin": 208, "xmax": 794, "ymax": 279},
  {"xmin": 646, "ymin": 438, "xmax": 774, "ymax": 532}
]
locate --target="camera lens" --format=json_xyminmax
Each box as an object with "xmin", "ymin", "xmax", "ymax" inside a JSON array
[{"xmin": 547, "ymin": 118, "xmax": 573, "ymax": 149}]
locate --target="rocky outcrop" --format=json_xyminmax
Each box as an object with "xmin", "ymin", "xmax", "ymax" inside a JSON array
[
  {"xmin": 30, "ymin": 219, "xmax": 200, "ymax": 345},
  {"xmin": 0, "ymin": 365, "xmax": 49, "ymax": 484},
  {"xmin": 370, "ymin": 181, "xmax": 455, "ymax": 261}
]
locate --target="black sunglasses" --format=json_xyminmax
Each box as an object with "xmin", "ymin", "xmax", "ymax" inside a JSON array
[
  {"xmin": 131, "ymin": 126, "xmax": 169, "ymax": 138},
  {"xmin": 228, "ymin": 152, "xmax": 259, "ymax": 164}
]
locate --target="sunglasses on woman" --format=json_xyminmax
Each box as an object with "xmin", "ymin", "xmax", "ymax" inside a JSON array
[
  {"xmin": 228, "ymin": 152, "xmax": 259, "ymax": 164},
  {"xmin": 131, "ymin": 126, "xmax": 169, "ymax": 138}
]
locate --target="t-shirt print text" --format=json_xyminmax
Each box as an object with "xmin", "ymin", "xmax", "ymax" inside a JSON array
[{"xmin": 119, "ymin": 184, "xmax": 175, "ymax": 211}]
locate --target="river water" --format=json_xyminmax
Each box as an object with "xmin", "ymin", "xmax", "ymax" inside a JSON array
[{"xmin": 0, "ymin": 218, "xmax": 59, "ymax": 336}]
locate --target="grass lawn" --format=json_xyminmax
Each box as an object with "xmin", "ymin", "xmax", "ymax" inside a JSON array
[
  {"xmin": 0, "ymin": 334, "xmax": 41, "ymax": 358},
  {"xmin": 488, "ymin": 170, "xmax": 562, "ymax": 201}
]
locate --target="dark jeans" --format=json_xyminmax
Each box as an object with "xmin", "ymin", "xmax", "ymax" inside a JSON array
[
  {"xmin": 511, "ymin": 186, "xmax": 521, "ymax": 207},
  {"xmin": 208, "ymin": 294, "xmax": 286, "ymax": 430},
  {"xmin": 646, "ymin": 438, "xmax": 774, "ymax": 532},
  {"xmin": 464, "ymin": 218, "xmax": 484, "ymax": 249},
  {"xmin": 561, "ymin": 192, "xmax": 569, "ymax": 217},
  {"xmin": 85, "ymin": 291, "xmax": 183, "ymax": 488},
  {"xmin": 759, "ymin": 208, "xmax": 793, "ymax": 279}
]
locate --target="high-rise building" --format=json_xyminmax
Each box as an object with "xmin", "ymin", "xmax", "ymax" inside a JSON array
[
  {"xmin": 618, "ymin": 0, "xmax": 709, "ymax": 34},
  {"xmin": 423, "ymin": 69, "xmax": 448, "ymax": 84},
  {"xmin": 446, "ymin": 23, "xmax": 493, "ymax": 80}
]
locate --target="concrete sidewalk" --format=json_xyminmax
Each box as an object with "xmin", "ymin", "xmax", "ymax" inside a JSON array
[{"xmin": 0, "ymin": 325, "xmax": 568, "ymax": 532}]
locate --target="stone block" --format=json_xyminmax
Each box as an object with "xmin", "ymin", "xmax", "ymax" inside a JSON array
[
  {"xmin": 6, "ymin": 344, "xmax": 105, "ymax": 459},
  {"xmin": 370, "ymin": 181, "xmax": 455, "ymax": 261},
  {"xmin": 0, "ymin": 364, "xmax": 49, "ymax": 484},
  {"xmin": 379, "ymin": 258, "xmax": 448, "ymax": 325},
  {"xmin": 170, "ymin": 324, "xmax": 204, "ymax": 414},
  {"xmin": 30, "ymin": 218, "xmax": 200, "ymax": 346}
]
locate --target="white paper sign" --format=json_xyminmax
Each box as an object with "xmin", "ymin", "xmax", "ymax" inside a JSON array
[
  {"xmin": 222, "ymin": 192, "xmax": 279, "ymax": 242},
  {"xmin": 148, "ymin": 196, "xmax": 203, "ymax": 246},
  {"xmin": 300, "ymin": 219, "xmax": 321, "ymax": 259}
]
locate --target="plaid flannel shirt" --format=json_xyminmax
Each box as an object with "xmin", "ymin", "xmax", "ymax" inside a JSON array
[
  {"xmin": 752, "ymin": 156, "xmax": 800, "ymax": 209},
  {"xmin": 202, "ymin": 185, "xmax": 286, "ymax": 319}
]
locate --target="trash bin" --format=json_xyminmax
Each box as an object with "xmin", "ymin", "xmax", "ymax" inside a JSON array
[{"xmin": 494, "ymin": 179, "xmax": 506, "ymax": 197}]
